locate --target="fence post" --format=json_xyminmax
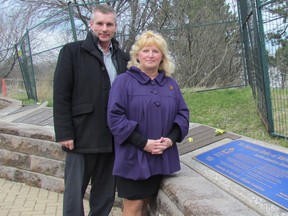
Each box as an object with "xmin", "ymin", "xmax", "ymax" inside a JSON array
[
  {"xmin": 237, "ymin": 0, "xmax": 248, "ymax": 86},
  {"xmin": 256, "ymin": 0, "xmax": 274, "ymax": 134},
  {"xmin": 2, "ymin": 79, "xmax": 6, "ymax": 97},
  {"xmin": 68, "ymin": 1, "xmax": 78, "ymax": 42},
  {"xmin": 15, "ymin": 29, "xmax": 38, "ymax": 101}
]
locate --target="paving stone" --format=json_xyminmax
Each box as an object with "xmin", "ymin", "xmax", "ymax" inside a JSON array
[{"xmin": 0, "ymin": 178, "xmax": 122, "ymax": 216}]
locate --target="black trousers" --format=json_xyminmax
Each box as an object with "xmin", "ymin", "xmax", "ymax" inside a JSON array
[{"xmin": 63, "ymin": 152, "xmax": 116, "ymax": 216}]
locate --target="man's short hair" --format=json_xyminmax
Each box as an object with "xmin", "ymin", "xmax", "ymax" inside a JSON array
[{"xmin": 91, "ymin": 4, "xmax": 116, "ymax": 22}]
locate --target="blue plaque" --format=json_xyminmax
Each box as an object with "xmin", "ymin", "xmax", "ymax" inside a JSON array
[{"xmin": 195, "ymin": 140, "xmax": 288, "ymax": 210}]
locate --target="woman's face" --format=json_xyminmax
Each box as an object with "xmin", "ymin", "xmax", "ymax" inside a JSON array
[{"xmin": 137, "ymin": 45, "xmax": 162, "ymax": 72}]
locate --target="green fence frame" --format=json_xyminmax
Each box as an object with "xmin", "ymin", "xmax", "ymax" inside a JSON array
[
  {"xmin": 238, "ymin": 0, "xmax": 288, "ymax": 139},
  {"xmin": 15, "ymin": 0, "xmax": 288, "ymax": 139},
  {"xmin": 16, "ymin": 30, "xmax": 38, "ymax": 101}
]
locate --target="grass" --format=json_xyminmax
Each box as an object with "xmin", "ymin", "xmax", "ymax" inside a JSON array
[
  {"xmin": 11, "ymin": 85, "xmax": 288, "ymax": 148},
  {"xmin": 183, "ymin": 87, "xmax": 288, "ymax": 148}
]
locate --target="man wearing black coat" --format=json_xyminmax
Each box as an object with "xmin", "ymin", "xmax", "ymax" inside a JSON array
[{"xmin": 53, "ymin": 4, "xmax": 129, "ymax": 216}]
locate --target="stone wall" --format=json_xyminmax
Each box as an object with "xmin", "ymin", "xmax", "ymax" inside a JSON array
[{"xmin": 0, "ymin": 120, "xmax": 65, "ymax": 193}]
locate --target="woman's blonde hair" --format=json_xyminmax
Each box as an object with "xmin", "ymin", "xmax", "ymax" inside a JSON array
[{"xmin": 127, "ymin": 30, "xmax": 175, "ymax": 76}]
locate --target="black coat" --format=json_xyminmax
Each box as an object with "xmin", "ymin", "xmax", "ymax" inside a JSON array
[{"xmin": 53, "ymin": 31, "xmax": 129, "ymax": 153}]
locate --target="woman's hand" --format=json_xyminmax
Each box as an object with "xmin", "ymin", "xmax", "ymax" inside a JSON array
[{"xmin": 143, "ymin": 137, "xmax": 173, "ymax": 154}]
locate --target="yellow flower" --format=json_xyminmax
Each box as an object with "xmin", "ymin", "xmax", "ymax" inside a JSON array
[
  {"xmin": 215, "ymin": 129, "xmax": 225, "ymax": 135},
  {"xmin": 188, "ymin": 137, "xmax": 193, "ymax": 142}
]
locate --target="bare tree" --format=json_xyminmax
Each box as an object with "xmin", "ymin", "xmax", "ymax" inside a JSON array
[
  {"xmin": 163, "ymin": 0, "xmax": 242, "ymax": 88},
  {"xmin": 0, "ymin": 3, "xmax": 36, "ymax": 78}
]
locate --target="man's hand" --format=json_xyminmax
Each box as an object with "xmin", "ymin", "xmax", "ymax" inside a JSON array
[{"xmin": 59, "ymin": 139, "xmax": 74, "ymax": 150}]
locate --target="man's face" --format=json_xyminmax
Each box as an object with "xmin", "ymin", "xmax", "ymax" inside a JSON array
[{"xmin": 90, "ymin": 11, "xmax": 117, "ymax": 43}]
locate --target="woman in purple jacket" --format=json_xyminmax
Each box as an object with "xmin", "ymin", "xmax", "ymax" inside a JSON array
[{"xmin": 107, "ymin": 30, "xmax": 190, "ymax": 216}]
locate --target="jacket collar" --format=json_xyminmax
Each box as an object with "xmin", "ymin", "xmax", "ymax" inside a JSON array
[{"xmin": 127, "ymin": 66, "xmax": 167, "ymax": 86}]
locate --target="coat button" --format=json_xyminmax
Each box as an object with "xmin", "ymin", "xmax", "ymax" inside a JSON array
[
  {"xmin": 150, "ymin": 90, "xmax": 158, "ymax": 94},
  {"xmin": 154, "ymin": 101, "xmax": 160, "ymax": 107},
  {"xmin": 101, "ymin": 67, "xmax": 106, "ymax": 70}
]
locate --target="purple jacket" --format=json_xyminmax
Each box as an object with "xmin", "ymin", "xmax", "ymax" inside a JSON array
[{"xmin": 107, "ymin": 66, "xmax": 190, "ymax": 180}]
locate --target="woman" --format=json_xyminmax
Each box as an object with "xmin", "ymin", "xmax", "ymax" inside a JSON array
[{"xmin": 107, "ymin": 30, "xmax": 190, "ymax": 216}]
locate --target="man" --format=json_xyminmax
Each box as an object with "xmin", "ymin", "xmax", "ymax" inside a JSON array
[{"xmin": 53, "ymin": 4, "xmax": 129, "ymax": 216}]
